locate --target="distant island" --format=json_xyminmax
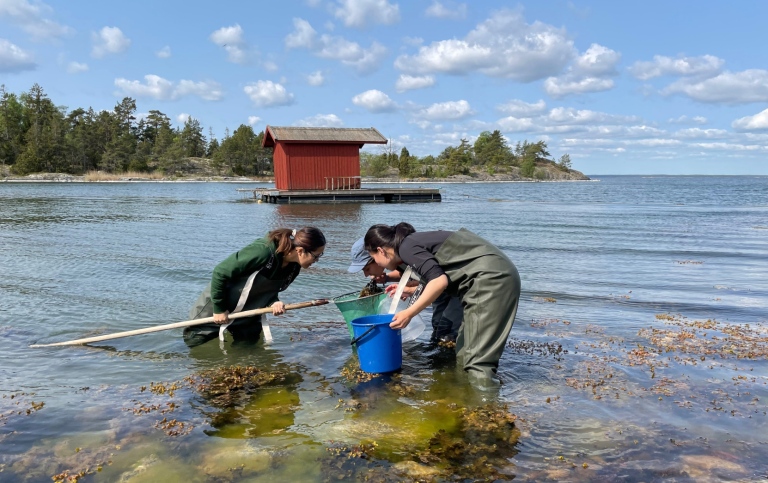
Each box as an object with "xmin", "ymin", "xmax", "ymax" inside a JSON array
[{"xmin": 1, "ymin": 84, "xmax": 589, "ymax": 183}]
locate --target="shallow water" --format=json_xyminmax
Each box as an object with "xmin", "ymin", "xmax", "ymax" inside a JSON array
[{"xmin": 1, "ymin": 176, "xmax": 767, "ymax": 482}]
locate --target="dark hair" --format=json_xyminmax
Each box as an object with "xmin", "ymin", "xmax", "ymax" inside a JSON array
[
  {"xmin": 268, "ymin": 227, "xmax": 326, "ymax": 256},
  {"xmin": 364, "ymin": 222, "xmax": 415, "ymax": 254}
]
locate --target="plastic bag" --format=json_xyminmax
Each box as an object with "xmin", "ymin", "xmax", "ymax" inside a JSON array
[{"xmin": 377, "ymin": 296, "xmax": 425, "ymax": 342}]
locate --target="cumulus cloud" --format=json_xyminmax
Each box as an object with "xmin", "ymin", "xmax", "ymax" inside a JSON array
[
  {"xmin": 295, "ymin": 114, "xmax": 343, "ymax": 127},
  {"xmin": 668, "ymin": 115, "xmax": 707, "ymax": 124},
  {"xmin": 66, "ymin": 61, "xmax": 88, "ymax": 73},
  {"xmin": 417, "ymin": 100, "xmax": 474, "ymax": 120},
  {"xmin": 673, "ymin": 127, "xmax": 729, "ymax": 139},
  {"xmin": 156, "ymin": 46, "xmax": 171, "ymax": 59},
  {"xmin": 243, "ymin": 80, "xmax": 294, "ymax": 107},
  {"xmin": 114, "ymin": 75, "xmax": 223, "ymax": 101},
  {"xmin": 285, "ymin": 18, "xmax": 388, "ymax": 74},
  {"xmin": 177, "ymin": 113, "xmax": 189, "ymax": 124},
  {"xmin": 629, "ymin": 54, "xmax": 724, "ymax": 80},
  {"xmin": 395, "ymin": 9, "xmax": 575, "ymax": 81},
  {"xmin": 425, "ymin": 0, "xmax": 467, "ymax": 19},
  {"xmin": 497, "ymin": 116, "xmax": 536, "ymax": 132},
  {"xmin": 662, "ymin": 70, "xmax": 768, "ymax": 104},
  {"xmin": 248, "ymin": 116, "xmax": 261, "ymax": 126},
  {"xmin": 210, "ymin": 24, "xmax": 252, "ymax": 64},
  {"xmin": 91, "ymin": 26, "xmax": 130, "ymax": 58},
  {"xmin": 333, "ymin": 0, "xmax": 400, "ymax": 28},
  {"xmin": 307, "ymin": 70, "xmax": 325, "ymax": 86},
  {"xmin": 0, "ymin": 38, "xmax": 36, "ymax": 73},
  {"xmin": 732, "ymin": 108, "xmax": 768, "ymax": 131},
  {"xmin": 352, "ymin": 89, "xmax": 397, "ymax": 112},
  {"xmin": 543, "ymin": 44, "xmax": 619, "ymax": 97},
  {"xmin": 0, "ymin": 0, "xmax": 73, "ymax": 40},
  {"xmin": 547, "ymin": 107, "xmax": 640, "ymax": 125},
  {"xmin": 496, "ymin": 99, "xmax": 547, "ymax": 117},
  {"xmin": 395, "ymin": 74, "xmax": 435, "ymax": 92},
  {"xmin": 544, "ymin": 76, "xmax": 614, "ymax": 98}
]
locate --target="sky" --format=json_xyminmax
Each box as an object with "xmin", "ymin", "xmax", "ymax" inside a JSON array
[{"xmin": 1, "ymin": 0, "xmax": 768, "ymax": 175}]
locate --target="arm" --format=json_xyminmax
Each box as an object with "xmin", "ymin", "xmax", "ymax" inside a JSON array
[
  {"xmin": 390, "ymin": 274, "xmax": 449, "ymax": 329},
  {"xmin": 210, "ymin": 240, "xmax": 272, "ymax": 323}
]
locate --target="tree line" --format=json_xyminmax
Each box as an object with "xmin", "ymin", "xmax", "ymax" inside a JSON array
[
  {"xmin": 0, "ymin": 83, "xmax": 272, "ymax": 176},
  {"xmin": 361, "ymin": 130, "xmax": 572, "ymax": 179},
  {"xmin": 1, "ymin": 83, "xmax": 572, "ymax": 179}
]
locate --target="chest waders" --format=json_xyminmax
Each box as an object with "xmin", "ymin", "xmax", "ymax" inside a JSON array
[
  {"xmin": 434, "ymin": 228, "xmax": 520, "ymax": 385},
  {"xmin": 184, "ymin": 258, "xmax": 299, "ymax": 348}
]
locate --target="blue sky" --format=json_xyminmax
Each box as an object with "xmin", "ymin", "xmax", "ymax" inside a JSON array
[{"xmin": 2, "ymin": 0, "xmax": 768, "ymax": 175}]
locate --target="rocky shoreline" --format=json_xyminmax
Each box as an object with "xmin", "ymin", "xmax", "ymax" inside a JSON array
[{"xmin": 1, "ymin": 172, "xmax": 593, "ymax": 184}]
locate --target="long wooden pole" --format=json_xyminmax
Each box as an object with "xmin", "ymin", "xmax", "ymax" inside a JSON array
[{"xmin": 29, "ymin": 299, "xmax": 329, "ymax": 348}]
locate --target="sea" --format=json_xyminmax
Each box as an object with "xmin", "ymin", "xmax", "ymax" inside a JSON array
[{"xmin": 0, "ymin": 176, "xmax": 766, "ymax": 482}]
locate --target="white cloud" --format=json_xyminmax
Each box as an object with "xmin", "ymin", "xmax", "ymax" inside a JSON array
[
  {"xmin": 295, "ymin": 114, "xmax": 343, "ymax": 127},
  {"xmin": 91, "ymin": 27, "xmax": 130, "ymax": 58},
  {"xmin": 114, "ymin": 75, "xmax": 223, "ymax": 101},
  {"xmin": 156, "ymin": 46, "xmax": 171, "ymax": 59},
  {"xmin": 496, "ymin": 99, "xmax": 547, "ymax": 117},
  {"xmin": 262, "ymin": 60, "xmax": 278, "ymax": 72},
  {"xmin": 573, "ymin": 44, "xmax": 620, "ymax": 76},
  {"xmin": 210, "ymin": 24, "xmax": 251, "ymax": 64},
  {"xmin": 668, "ymin": 115, "xmax": 707, "ymax": 125},
  {"xmin": 425, "ymin": 0, "xmax": 467, "ymax": 19},
  {"xmin": 307, "ymin": 70, "xmax": 325, "ymax": 86},
  {"xmin": 177, "ymin": 113, "xmax": 189, "ymax": 124},
  {"xmin": 0, "ymin": 38, "xmax": 35, "ymax": 73},
  {"xmin": 663, "ymin": 70, "xmax": 768, "ymax": 104},
  {"xmin": 352, "ymin": 89, "xmax": 397, "ymax": 112},
  {"xmin": 732, "ymin": 108, "xmax": 768, "ymax": 131},
  {"xmin": 402, "ymin": 36, "xmax": 423, "ymax": 47},
  {"xmin": 333, "ymin": 0, "xmax": 400, "ymax": 28},
  {"xmin": 544, "ymin": 75, "xmax": 614, "ymax": 98},
  {"xmin": 285, "ymin": 18, "xmax": 388, "ymax": 74},
  {"xmin": 497, "ymin": 116, "xmax": 536, "ymax": 132},
  {"xmin": 243, "ymin": 80, "xmax": 294, "ymax": 107},
  {"xmin": 629, "ymin": 54, "xmax": 724, "ymax": 80},
  {"xmin": 66, "ymin": 61, "xmax": 88, "ymax": 74},
  {"xmin": 0, "ymin": 0, "xmax": 73, "ymax": 40},
  {"xmin": 395, "ymin": 74, "xmax": 435, "ymax": 92},
  {"xmin": 673, "ymin": 127, "xmax": 729, "ymax": 139},
  {"xmin": 543, "ymin": 44, "xmax": 619, "ymax": 97},
  {"xmin": 395, "ymin": 9, "xmax": 575, "ymax": 81},
  {"xmin": 248, "ymin": 116, "xmax": 261, "ymax": 126},
  {"xmin": 547, "ymin": 107, "xmax": 640, "ymax": 125},
  {"xmin": 417, "ymin": 100, "xmax": 474, "ymax": 120}
]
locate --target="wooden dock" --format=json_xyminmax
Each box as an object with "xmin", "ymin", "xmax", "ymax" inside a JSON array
[{"xmin": 237, "ymin": 187, "xmax": 441, "ymax": 204}]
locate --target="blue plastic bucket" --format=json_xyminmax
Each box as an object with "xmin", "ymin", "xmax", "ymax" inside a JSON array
[{"xmin": 350, "ymin": 314, "xmax": 402, "ymax": 373}]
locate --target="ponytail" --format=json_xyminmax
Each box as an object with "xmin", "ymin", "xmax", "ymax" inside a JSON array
[
  {"xmin": 364, "ymin": 222, "xmax": 415, "ymax": 254},
  {"xmin": 268, "ymin": 226, "xmax": 326, "ymax": 256}
]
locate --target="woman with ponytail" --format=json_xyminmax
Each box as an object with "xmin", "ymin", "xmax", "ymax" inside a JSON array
[
  {"xmin": 185, "ymin": 227, "xmax": 326, "ymax": 347},
  {"xmin": 364, "ymin": 223, "xmax": 520, "ymax": 388}
]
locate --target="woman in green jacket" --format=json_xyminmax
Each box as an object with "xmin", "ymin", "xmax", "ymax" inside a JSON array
[
  {"xmin": 364, "ymin": 222, "xmax": 520, "ymax": 387},
  {"xmin": 185, "ymin": 227, "xmax": 326, "ymax": 347}
]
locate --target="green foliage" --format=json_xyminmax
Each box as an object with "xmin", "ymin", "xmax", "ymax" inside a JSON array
[
  {"xmin": 557, "ymin": 153, "xmax": 572, "ymax": 171},
  {"xmin": 474, "ymin": 130, "xmax": 512, "ymax": 168},
  {"xmin": 360, "ymin": 152, "xmax": 389, "ymax": 177},
  {"xmin": 520, "ymin": 155, "xmax": 536, "ymax": 178}
]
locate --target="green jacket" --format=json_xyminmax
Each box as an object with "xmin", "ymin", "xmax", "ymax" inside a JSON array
[{"xmin": 210, "ymin": 236, "xmax": 300, "ymax": 314}]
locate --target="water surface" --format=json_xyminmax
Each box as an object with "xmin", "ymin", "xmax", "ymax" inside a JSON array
[{"xmin": 1, "ymin": 176, "xmax": 766, "ymax": 481}]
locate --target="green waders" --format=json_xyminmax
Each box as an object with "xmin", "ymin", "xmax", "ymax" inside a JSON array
[
  {"xmin": 184, "ymin": 273, "xmax": 285, "ymax": 347},
  {"xmin": 434, "ymin": 228, "xmax": 521, "ymax": 386}
]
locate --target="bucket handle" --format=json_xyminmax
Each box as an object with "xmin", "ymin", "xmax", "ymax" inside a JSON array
[{"xmin": 350, "ymin": 325, "xmax": 376, "ymax": 345}]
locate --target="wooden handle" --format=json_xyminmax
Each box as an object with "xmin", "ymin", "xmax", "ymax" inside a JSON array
[{"xmin": 29, "ymin": 299, "xmax": 329, "ymax": 348}]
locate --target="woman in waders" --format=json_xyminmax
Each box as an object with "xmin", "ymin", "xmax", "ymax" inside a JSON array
[
  {"xmin": 348, "ymin": 235, "xmax": 463, "ymax": 343},
  {"xmin": 364, "ymin": 223, "xmax": 520, "ymax": 387},
  {"xmin": 184, "ymin": 227, "xmax": 326, "ymax": 347}
]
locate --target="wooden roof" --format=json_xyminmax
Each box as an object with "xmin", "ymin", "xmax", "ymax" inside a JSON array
[{"xmin": 262, "ymin": 126, "xmax": 388, "ymax": 147}]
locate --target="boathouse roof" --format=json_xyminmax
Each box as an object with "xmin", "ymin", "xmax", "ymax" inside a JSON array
[{"xmin": 262, "ymin": 126, "xmax": 388, "ymax": 148}]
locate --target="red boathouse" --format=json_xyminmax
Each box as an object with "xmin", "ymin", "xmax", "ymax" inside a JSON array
[{"xmin": 262, "ymin": 126, "xmax": 388, "ymax": 191}]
